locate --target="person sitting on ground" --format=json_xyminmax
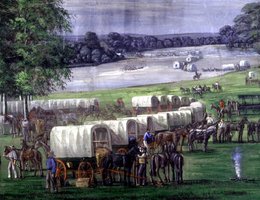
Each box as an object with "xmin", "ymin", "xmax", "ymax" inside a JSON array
[{"xmin": 46, "ymin": 151, "xmax": 57, "ymax": 193}]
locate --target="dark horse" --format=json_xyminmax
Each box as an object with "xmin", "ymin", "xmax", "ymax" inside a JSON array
[
  {"xmin": 102, "ymin": 143, "xmax": 140, "ymax": 186},
  {"xmin": 167, "ymin": 143, "xmax": 184, "ymax": 184}
]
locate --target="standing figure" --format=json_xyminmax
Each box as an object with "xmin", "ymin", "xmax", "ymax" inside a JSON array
[
  {"xmin": 46, "ymin": 151, "xmax": 57, "ymax": 193},
  {"xmin": 5, "ymin": 146, "xmax": 18, "ymax": 179},
  {"xmin": 137, "ymin": 146, "xmax": 147, "ymax": 186},
  {"xmin": 22, "ymin": 118, "xmax": 30, "ymax": 142},
  {"xmin": 219, "ymin": 99, "xmax": 225, "ymax": 118},
  {"xmin": 143, "ymin": 129, "xmax": 155, "ymax": 155}
]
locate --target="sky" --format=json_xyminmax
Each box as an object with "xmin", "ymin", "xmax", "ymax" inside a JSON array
[{"xmin": 63, "ymin": 0, "xmax": 257, "ymax": 35}]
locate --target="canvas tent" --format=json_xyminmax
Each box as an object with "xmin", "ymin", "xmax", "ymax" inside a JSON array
[{"xmin": 50, "ymin": 124, "xmax": 112, "ymax": 159}]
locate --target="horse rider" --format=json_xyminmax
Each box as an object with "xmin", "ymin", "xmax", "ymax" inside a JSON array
[
  {"xmin": 22, "ymin": 118, "xmax": 30, "ymax": 142},
  {"xmin": 137, "ymin": 146, "xmax": 148, "ymax": 186},
  {"xmin": 4, "ymin": 145, "xmax": 18, "ymax": 179},
  {"xmin": 143, "ymin": 128, "xmax": 155, "ymax": 155},
  {"xmin": 219, "ymin": 99, "xmax": 225, "ymax": 117},
  {"xmin": 46, "ymin": 150, "xmax": 57, "ymax": 193}
]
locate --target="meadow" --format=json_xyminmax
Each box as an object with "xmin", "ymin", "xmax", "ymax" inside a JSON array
[{"xmin": 0, "ymin": 67, "xmax": 260, "ymax": 200}]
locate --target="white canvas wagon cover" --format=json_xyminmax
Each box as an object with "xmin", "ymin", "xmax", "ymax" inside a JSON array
[
  {"xmin": 179, "ymin": 103, "xmax": 205, "ymax": 123},
  {"xmin": 136, "ymin": 114, "xmax": 167, "ymax": 132},
  {"xmin": 157, "ymin": 95, "xmax": 169, "ymax": 106},
  {"xmin": 30, "ymin": 98, "xmax": 99, "ymax": 110},
  {"xmin": 167, "ymin": 95, "xmax": 181, "ymax": 108},
  {"xmin": 85, "ymin": 119, "xmax": 138, "ymax": 146},
  {"xmin": 179, "ymin": 96, "xmax": 191, "ymax": 106},
  {"xmin": 50, "ymin": 124, "xmax": 111, "ymax": 159},
  {"xmin": 168, "ymin": 110, "xmax": 192, "ymax": 127},
  {"xmin": 132, "ymin": 96, "xmax": 159, "ymax": 108},
  {"xmin": 117, "ymin": 117, "xmax": 147, "ymax": 137}
]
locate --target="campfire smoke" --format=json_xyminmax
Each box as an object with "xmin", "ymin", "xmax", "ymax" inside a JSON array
[{"xmin": 232, "ymin": 147, "xmax": 242, "ymax": 180}]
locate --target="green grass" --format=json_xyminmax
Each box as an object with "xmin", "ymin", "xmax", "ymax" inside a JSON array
[
  {"xmin": 1, "ymin": 136, "xmax": 260, "ymax": 200},
  {"xmin": 1, "ymin": 68, "xmax": 260, "ymax": 199}
]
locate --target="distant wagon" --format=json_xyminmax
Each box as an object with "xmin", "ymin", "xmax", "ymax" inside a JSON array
[
  {"xmin": 179, "ymin": 96, "xmax": 191, "ymax": 107},
  {"xmin": 132, "ymin": 95, "xmax": 160, "ymax": 114},
  {"xmin": 167, "ymin": 95, "xmax": 181, "ymax": 110},
  {"xmin": 239, "ymin": 60, "xmax": 250, "ymax": 70},
  {"xmin": 157, "ymin": 95, "xmax": 170, "ymax": 111},
  {"xmin": 186, "ymin": 63, "xmax": 197, "ymax": 72},
  {"xmin": 173, "ymin": 61, "xmax": 184, "ymax": 69},
  {"xmin": 221, "ymin": 64, "xmax": 236, "ymax": 71}
]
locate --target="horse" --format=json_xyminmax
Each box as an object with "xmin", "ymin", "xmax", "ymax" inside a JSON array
[
  {"xmin": 102, "ymin": 144, "xmax": 140, "ymax": 186},
  {"xmin": 34, "ymin": 139, "xmax": 50, "ymax": 158},
  {"xmin": 210, "ymin": 103, "xmax": 232, "ymax": 120},
  {"xmin": 212, "ymin": 82, "xmax": 222, "ymax": 92},
  {"xmin": 19, "ymin": 140, "xmax": 44, "ymax": 177},
  {"xmin": 247, "ymin": 121, "xmax": 256, "ymax": 142},
  {"xmin": 188, "ymin": 125, "xmax": 217, "ymax": 152},
  {"xmin": 180, "ymin": 87, "xmax": 190, "ymax": 94},
  {"xmin": 149, "ymin": 143, "xmax": 170, "ymax": 185},
  {"xmin": 193, "ymin": 72, "xmax": 202, "ymax": 80},
  {"xmin": 167, "ymin": 143, "xmax": 184, "ymax": 184},
  {"xmin": 191, "ymin": 86, "xmax": 203, "ymax": 98},
  {"xmin": 226, "ymin": 117, "xmax": 248, "ymax": 143}
]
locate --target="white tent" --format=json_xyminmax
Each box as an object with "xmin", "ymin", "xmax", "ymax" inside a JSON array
[{"xmin": 50, "ymin": 124, "xmax": 112, "ymax": 159}]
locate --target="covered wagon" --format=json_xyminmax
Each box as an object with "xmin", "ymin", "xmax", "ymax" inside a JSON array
[
  {"xmin": 179, "ymin": 96, "xmax": 191, "ymax": 107},
  {"xmin": 84, "ymin": 119, "xmax": 139, "ymax": 152},
  {"xmin": 178, "ymin": 101, "xmax": 205, "ymax": 123},
  {"xmin": 50, "ymin": 124, "xmax": 112, "ymax": 184},
  {"xmin": 168, "ymin": 110, "xmax": 192, "ymax": 129},
  {"xmin": 157, "ymin": 95, "xmax": 170, "ymax": 111},
  {"xmin": 167, "ymin": 95, "xmax": 181, "ymax": 110},
  {"xmin": 132, "ymin": 95, "xmax": 160, "ymax": 114}
]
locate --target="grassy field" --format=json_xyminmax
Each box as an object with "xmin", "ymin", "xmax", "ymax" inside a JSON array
[{"xmin": 0, "ymin": 68, "xmax": 260, "ymax": 200}]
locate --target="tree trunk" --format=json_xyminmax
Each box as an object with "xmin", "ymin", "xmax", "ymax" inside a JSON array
[{"xmin": 23, "ymin": 95, "xmax": 29, "ymax": 119}]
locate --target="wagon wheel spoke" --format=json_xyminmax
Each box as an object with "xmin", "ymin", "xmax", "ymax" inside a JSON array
[
  {"xmin": 55, "ymin": 159, "xmax": 67, "ymax": 187},
  {"xmin": 77, "ymin": 161, "xmax": 94, "ymax": 181}
]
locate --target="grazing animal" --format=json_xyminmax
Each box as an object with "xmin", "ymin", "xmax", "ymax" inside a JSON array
[
  {"xmin": 188, "ymin": 125, "xmax": 217, "ymax": 152},
  {"xmin": 102, "ymin": 144, "xmax": 140, "ymax": 186},
  {"xmin": 34, "ymin": 139, "xmax": 50, "ymax": 158},
  {"xmin": 210, "ymin": 103, "xmax": 232, "ymax": 120}
]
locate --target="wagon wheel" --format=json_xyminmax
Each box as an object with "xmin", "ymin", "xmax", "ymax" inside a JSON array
[
  {"xmin": 55, "ymin": 159, "xmax": 67, "ymax": 187},
  {"xmin": 77, "ymin": 161, "xmax": 94, "ymax": 182},
  {"xmin": 117, "ymin": 148, "xmax": 127, "ymax": 155}
]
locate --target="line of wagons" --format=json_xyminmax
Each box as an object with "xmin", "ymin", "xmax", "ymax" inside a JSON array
[{"xmin": 49, "ymin": 99, "xmax": 206, "ymax": 186}]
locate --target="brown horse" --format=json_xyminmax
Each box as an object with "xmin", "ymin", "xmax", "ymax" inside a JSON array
[
  {"xmin": 20, "ymin": 140, "xmax": 43, "ymax": 177},
  {"xmin": 155, "ymin": 126, "xmax": 190, "ymax": 152}
]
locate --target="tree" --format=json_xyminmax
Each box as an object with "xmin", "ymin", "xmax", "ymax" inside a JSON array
[
  {"xmin": 233, "ymin": 2, "xmax": 260, "ymax": 48},
  {"xmin": 7, "ymin": 0, "xmax": 72, "ymax": 117}
]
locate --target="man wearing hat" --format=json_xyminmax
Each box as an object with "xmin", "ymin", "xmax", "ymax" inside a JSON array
[
  {"xmin": 6, "ymin": 146, "xmax": 18, "ymax": 179},
  {"xmin": 46, "ymin": 150, "xmax": 57, "ymax": 193}
]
